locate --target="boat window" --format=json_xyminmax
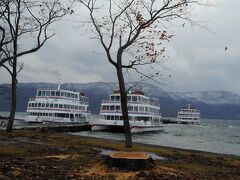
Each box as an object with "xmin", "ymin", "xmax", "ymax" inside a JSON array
[
  {"xmin": 138, "ymin": 96, "xmax": 141, "ymax": 102},
  {"xmin": 46, "ymin": 91, "xmax": 50, "ymax": 96},
  {"xmin": 42, "ymin": 91, "xmax": 46, "ymax": 96},
  {"xmin": 115, "ymin": 106, "xmax": 120, "ymax": 110},
  {"xmin": 116, "ymin": 96, "xmax": 120, "ymax": 101},
  {"xmin": 42, "ymin": 103, "xmax": 45, "ymax": 107},
  {"xmin": 134, "ymin": 106, "xmax": 138, "ymax": 111},
  {"xmin": 145, "ymin": 107, "xmax": 149, "ymax": 112},
  {"xmin": 75, "ymin": 106, "xmax": 78, "ymax": 110},
  {"xmin": 106, "ymin": 106, "xmax": 110, "ymax": 110},
  {"xmin": 50, "ymin": 103, "xmax": 53, "ymax": 108},
  {"xmin": 110, "ymin": 96, "xmax": 114, "ymax": 101},
  {"xmin": 132, "ymin": 96, "xmax": 137, "ymax": 101},
  {"xmin": 38, "ymin": 103, "xmax": 41, "ymax": 107},
  {"xmin": 61, "ymin": 92, "xmax": 64, "ymax": 97},
  {"xmin": 70, "ymin": 93, "xmax": 74, "ymax": 98},
  {"xmin": 139, "ymin": 106, "xmax": 144, "ymax": 112},
  {"xmin": 128, "ymin": 106, "xmax": 133, "ymax": 111},
  {"xmin": 71, "ymin": 105, "xmax": 74, "ymax": 109},
  {"xmin": 74, "ymin": 94, "xmax": 78, "ymax": 99},
  {"xmin": 110, "ymin": 106, "xmax": 114, "ymax": 110},
  {"xmin": 37, "ymin": 91, "xmax": 41, "ymax": 96},
  {"xmin": 127, "ymin": 96, "xmax": 131, "ymax": 101},
  {"xmin": 58, "ymin": 104, "xmax": 62, "ymax": 109},
  {"xmin": 51, "ymin": 91, "xmax": 55, "ymax": 96},
  {"xmin": 55, "ymin": 113, "xmax": 69, "ymax": 118},
  {"xmin": 66, "ymin": 105, "xmax": 70, "ymax": 109},
  {"xmin": 67, "ymin": 93, "xmax": 70, "ymax": 97},
  {"xmin": 54, "ymin": 104, "xmax": 58, "ymax": 108},
  {"xmin": 102, "ymin": 106, "xmax": 106, "ymax": 110},
  {"xmin": 56, "ymin": 91, "xmax": 60, "ymax": 96},
  {"xmin": 45, "ymin": 103, "xmax": 49, "ymax": 108}
]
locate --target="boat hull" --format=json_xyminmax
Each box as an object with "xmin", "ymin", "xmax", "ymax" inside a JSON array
[
  {"xmin": 176, "ymin": 119, "xmax": 200, "ymax": 124},
  {"xmin": 90, "ymin": 119, "xmax": 163, "ymax": 133}
]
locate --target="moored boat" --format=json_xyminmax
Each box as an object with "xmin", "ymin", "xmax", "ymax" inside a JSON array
[
  {"xmin": 177, "ymin": 104, "xmax": 200, "ymax": 124},
  {"xmin": 90, "ymin": 89, "xmax": 163, "ymax": 132},
  {"xmin": 26, "ymin": 84, "xmax": 90, "ymax": 124}
]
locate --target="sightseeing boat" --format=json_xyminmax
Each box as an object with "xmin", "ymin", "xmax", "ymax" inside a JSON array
[
  {"xmin": 90, "ymin": 90, "xmax": 163, "ymax": 132},
  {"xmin": 177, "ymin": 104, "xmax": 201, "ymax": 124},
  {"xmin": 26, "ymin": 84, "xmax": 90, "ymax": 124}
]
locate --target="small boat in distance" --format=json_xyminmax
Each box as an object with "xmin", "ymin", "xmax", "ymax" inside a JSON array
[
  {"xmin": 90, "ymin": 89, "xmax": 163, "ymax": 132},
  {"xmin": 26, "ymin": 83, "xmax": 90, "ymax": 124},
  {"xmin": 177, "ymin": 104, "xmax": 200, "ymax": 124}
]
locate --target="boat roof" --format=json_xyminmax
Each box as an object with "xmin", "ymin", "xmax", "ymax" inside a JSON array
[{"xmin": 37, "ymin": 88, "xmax": 86, "ymax": 96}]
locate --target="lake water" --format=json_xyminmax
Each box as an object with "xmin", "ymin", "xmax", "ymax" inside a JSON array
[
  {"xmin": 72, "ymin": 119, "xmax": 240, "ymax": 156},
  {"xmin": 1, "ymin": 111, "xmax": 239, "ymax": 156}
]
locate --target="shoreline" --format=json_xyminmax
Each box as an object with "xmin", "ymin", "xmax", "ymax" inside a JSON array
[
  {"xmin": 70, "ymin": 132, "xmax": 240, "ymax": 159},
  {"xmin": 1, "ymin": 129, "xmax": 240, "ymax": 179}
]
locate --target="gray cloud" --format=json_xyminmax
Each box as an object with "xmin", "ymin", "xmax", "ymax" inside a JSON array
[{"xmin": 0, "ymin": 0, "xmax": 240, "ymax": 95}]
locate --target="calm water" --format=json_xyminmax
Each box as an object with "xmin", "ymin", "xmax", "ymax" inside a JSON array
[{"xmin": 72, "ymin": 119, "xmax": 240, "ymax": 156}]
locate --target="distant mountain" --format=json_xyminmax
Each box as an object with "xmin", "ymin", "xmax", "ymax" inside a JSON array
[{"xmin": 1, "ymin": 82, "xmax": 240, "ymax": 120}]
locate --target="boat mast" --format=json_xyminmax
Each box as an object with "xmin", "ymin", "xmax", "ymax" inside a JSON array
[{"xmin": 57, "ymin": 80, "xmax": 61, "ymax": 90}]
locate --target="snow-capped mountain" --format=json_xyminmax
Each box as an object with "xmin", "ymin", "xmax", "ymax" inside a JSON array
[{"xmin": 167, "ymin": 91, "xmax": 240, "ymax": 105}]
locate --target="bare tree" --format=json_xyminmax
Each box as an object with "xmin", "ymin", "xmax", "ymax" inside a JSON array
[
  {"xmin": 79, "ymin": 0, "xmax": 209, "ymax": 148},
  {"xmin": 0, "ymin": 0, "xmax": 72, "ymax": 132}
]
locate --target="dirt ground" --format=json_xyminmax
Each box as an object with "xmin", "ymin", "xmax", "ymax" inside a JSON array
[{"xmin": 0, "ymin": 130, "xmax": 240, "ymax": 179}]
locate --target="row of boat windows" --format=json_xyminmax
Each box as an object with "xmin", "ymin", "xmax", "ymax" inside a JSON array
[
  {"xmin": 104, "ymin": 115, "xmax": 160, "ymax": 121},
  {"xmin": 29, "ymin": 112, "xmax": 84, "ymax": 118},
  {"xmin": 28, "ymin": 102, "xmax": 87, "ymax": 111},
  {"xmin": 178, "ymin": 113, "xmax": 200, "ymax": 116},
  {"xmin": 37, "ymin": 90, "xmax": 88, "ymax": 102},
  {"xmin": 178, "ymin": 118, "xmax": 199, "ymax": 120},
  {"xmin": 101, "ymin": 105, "xmax": 159, "ymax": 113},
  {"xmin": 109, "ymin": 95, "xmax": 159, "ymax": 105},
  {"xmin": 180, "ymin": 110, "xmax": 199, "ymax": 113}
]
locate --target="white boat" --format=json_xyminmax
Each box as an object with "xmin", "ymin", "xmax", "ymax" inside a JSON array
[
  {"xmin": 90, "ymin": 89, "xmax": 163, "ymax": 132},
  {"xmin": 26, "ymin": 84, "xmax": 90, "ymax": 124},
  {"xmin": 177, "ymin": 104, "xmax": 200, "ymax": 124}
]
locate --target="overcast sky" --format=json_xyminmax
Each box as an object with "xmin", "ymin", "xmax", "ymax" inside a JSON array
[{"xmin": 1, "ymin": 0, "xmax": 240, "ymax": 94}]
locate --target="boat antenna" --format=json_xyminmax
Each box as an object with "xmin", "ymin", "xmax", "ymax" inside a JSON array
[{"xmin": 57, "ymin": 80, "xmax": 61, "ymax": 90}]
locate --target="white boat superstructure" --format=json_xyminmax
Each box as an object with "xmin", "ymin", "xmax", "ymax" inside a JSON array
[
  {"xmin": 26, "ymin": 86, "xmax": 90, "ymax": 124},
  {"xmin": 177, "ymin": 104, "xmax": 200, "ymax": 124},
  {"xmin": 91, "ymin": 90, "xmax": 163, "ymax": 132}
]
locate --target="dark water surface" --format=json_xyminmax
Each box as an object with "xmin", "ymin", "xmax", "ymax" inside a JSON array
[{"xmin": 72, "ymin": 119, "xmax": 240, "ymax": 156}]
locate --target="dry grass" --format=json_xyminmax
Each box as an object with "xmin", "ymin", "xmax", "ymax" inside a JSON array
[{"xmin": 0, "ymin": 129, "xmax": 240, "ymax": 179}]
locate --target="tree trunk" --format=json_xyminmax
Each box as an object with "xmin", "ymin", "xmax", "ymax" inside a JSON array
[
  {"xmin": 6, "ymin": 59, "xmax": 17, "ymax": 133},
  {"xmin": 116, "ymin": 67, "xmax": 132, "ymax": 148}
]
